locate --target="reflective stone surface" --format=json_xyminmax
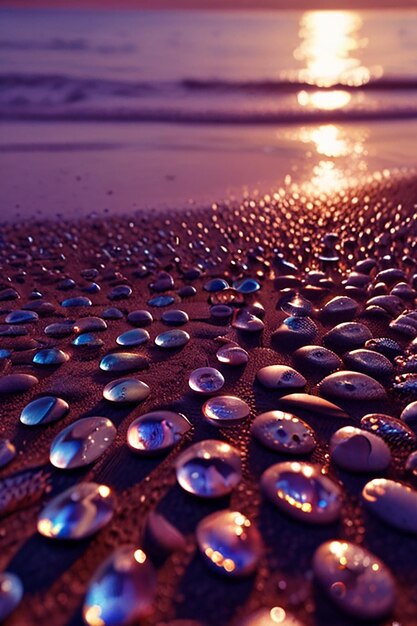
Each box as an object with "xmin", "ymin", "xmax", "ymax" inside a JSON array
[
  {"xmin": 330, "ymin": 427, "xmax": 391, "ymax": 472},
  {"xmin": 203, "ymin": 395, "xmax": 250, "ymax": 427},
  {"xmin": 20, "ymin": 395, "xmax": 69, "ymax": 426},
  {"xmin": 127, "ymin": 411, "xmax": 191, "ymax": 455},
  {"xmin": 155, "ymin": 329, "xmax": 190, "ymax": 348},
  {"xmin": 103, "ymin": 378, "xmax": 150, "ymax": 403},
  {"xmin": 50, "ymin": 417, "xmax": 116, "ymax": 469},
  {"xmin": 251, "ymin": 411, "xmax": 316, "ymax": 454},
  {"xmin": 362, "ymin": 478, "xmax": 417, "ymax": 533},
  {"xmin": 188, "ymin": 367, "xmax": 225, "ymax": 394}
]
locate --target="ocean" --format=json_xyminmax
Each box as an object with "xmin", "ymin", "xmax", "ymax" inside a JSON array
[{"xmin": 1, "ymin": 8, "xmax": 417, "ymax": 124}]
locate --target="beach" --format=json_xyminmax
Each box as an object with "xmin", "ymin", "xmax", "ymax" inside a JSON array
[{"xmin": 1, "ymin": 6, "xmax": 417, "ymax": 626}]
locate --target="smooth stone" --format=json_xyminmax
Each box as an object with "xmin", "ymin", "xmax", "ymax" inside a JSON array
[
  {"xmin": 405, "ymin": 450, "xmax": 417, "ymax": 476},
  {"xmin": 330, "ymin": 426, "xmax": 391, "ymax": 472},
  {"xmin": 256, "ymin": 365, "xmax": 306, "ymax": 390},
  {"xmin": 83, "ymin": 547, "xmax": 156, "ymax": 626},
  {"xmin": 0, "ymin": 324, "xmax": 27, "ymax": 337},
  {"xmin": 293, "ymin": 345, "xmax": 343, "ymax": 374},
  {"xmin": 343, "ymin": 349, "xmax": 393, "ymax": 378},
  {"xmin": 362, "ymin": 478, "xmax": 417, "ymax": 533},
  {"xmin": 143, "ymin": 512, "xmax": 186, "ymax": 558},
  {"xmin": 38, "ymin": 482, "xmax": 115, "ymax": 539},
  {"xmin": 127, "ymin": 411, "xmax": 191, "ymax": 455},
  {"xmin": 102, "ymin": 307, "xmax": 124, "ymax": 320},
  {"xmin": 108, "ymin": 284, "xmax": 132, "ymax": 300},
  {"xmin": 323, "ymin": 322, "xmax": 372, "ymax": 351},
  {"xmin": 313, "ymin": 540, "xmax": 395, "ymax": 619},
  {"xmin": 365, "ymin": 337, "xmax": 403, "ymax": 360},
  {"xmin": 400, "ymin": 401, "xmax": 417, "ymax": 426},
  {"xmin": 127, "ymin": 310, "xmax": 153, "ymax": 326},
  {"xmin": 232, "ymin": 310, "xmax": 264, "ymax": 333},
  {"xmin": 0, "ymin": 373, "xmax": 38, "ymax": 395},
  {"xmin": 279, "ymin": 293, "xmax": 313, "ymax": 317},
  {"xmin": 261, "ymin": 461, "xmax": 342, "ymax": 524},
  {"xmin": 0, "ymin": 572, "xmax": 23, "ymax": 622},
  {"xmin": 50, "ymin": 417, "xmax": 116, "ymax": 469},
  {"xmin": 278, "ymin": 393, "xmax": 349, "ymax": 419},
  {"xmin": 61, "ymin": 296, "xmax": 92, "ymax": 308},
  {"xmin": 155, "ymin": 329, "xmax": 190, "ymax": 348},
  {"xmin": 150, "ymin": 272, "xmax": 174, "ymax": 292},
  {"xmin": 318, "ymin": 371, "xmax": 386, "ymax": 401},
  {"xmin": 33, "ymin": 348, "xmax": 69, "ymax": 366},
  {"xmin": 251, "ymin": 411, "xmax": 316, "ymax": 454},
  {"xmin": 321, "ymin": 296, "xmax": 359, "ymax": 320},
  {"xmin": 272, "ymin": 316, "xmax": 317, "ymax": 349},
  {"xmin": 5, "ymin": 310, "xmax": 39, "ymax": 324},
  {"xmin": 161, "ymin": 309, "xmax": 189, "ymax": 325},
  {"xmin": 210, "ymin": 304, "xmax": 233, "ymax": 321},
  {"xmin": 116, "ymin": 328, "xmax": 150, "ymax": 347},
  {"xmin": 44, "ymin": 322, "xmax": 74, "ymax": 338},
  {"xmin": 196, "ymin": 510, "xmax": 262, "ymax": 577},
  {"xmin": 103, "ymin": 378, "xmax": 150, "ymax": 403},
  {"xmin": 233, "ymin": 277, "xmax": 261, "ymax": 294},
  {"xmin": 203, "ymin": 395, "xmax": 250, "ymax": 427},
  {"xmin": 204, "ymin": 278, "xmax": 230, "ymax": 292},
  {"xmin": 239, "ymin": 607, "xmax": 304, "ymax": 626},
  {"xmin": 0, "ymin": 287, "xmax": 19, "ymax": 301},
  {"xmin": 361, "ymin": 413, "xmax": 416, "ymax": 446},
  {"xmin": 175, "ymin": 439, "xmax": 241, "ymax": 498},
  {"xmin": 189, "ymin": 367, "xmax": 224, "ymax": 394},
  {"xmin": 72, "ymin": 333, "xmax": 104, "ymax": 348},
  {"xmin": 216, "ymin": 342, "xmax": 249, "ymax": 366},
  {"xmin": 100, "ymin": 353, "xmax": 148, "ymax": 372},
  {"xmin": 20, "ymin": 395, "xmax": 69, "ymax": 426},
  {"xmin": 147, "ymin": 295, "xmax": 175, "ymax": 308},
  {"xmin": 0, "ymin": 439, "xmax": 16, "ymax": 468},
  {"xmin": 366, "ymin": 295, "xmax": 404, "ymax": 316},
  {"xmin": 73, "ymin": 316, "xmax": 108, "ymax": 333},
  {"xmin": 179, "ymin": 285, "xmax": 197, "ymax": 298}
]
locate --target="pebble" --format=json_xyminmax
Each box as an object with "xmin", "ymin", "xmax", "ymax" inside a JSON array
[
  {"xmin": 330, "ymin": 426, "xmax": 391, "ymax": 472},
  {"xmin": 251, "ymin": 411, "xmax": 316, "ymax": 454}
]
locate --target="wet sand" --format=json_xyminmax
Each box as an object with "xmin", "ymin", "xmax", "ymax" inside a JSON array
[{"xmin": 1, "ymin": 169, "xmax": 417, "ymax": 625}]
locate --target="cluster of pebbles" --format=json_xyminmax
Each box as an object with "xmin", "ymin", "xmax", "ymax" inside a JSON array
[{"xmin": 1, "ymin": 173, "xmax": 417, "ymax": 625}]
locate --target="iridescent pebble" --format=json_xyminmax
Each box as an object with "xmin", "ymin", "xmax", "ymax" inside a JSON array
[
  {"xmin": 33, "ymin": 348, "xmax": 69, "ymax": 366},
  {"xmin": 0, "ymin": 439, "xmax": 16, "ymax": 468},
  {"xmin": 103, "ymin": 377, "xmax": 150, "ymax": 403},
  {"xmin": 261, "ymin": 461, "xmax": 342, "ymax": 524},
  {"xmin": 251, "ymin": 411, "xmax": 316, "ymax": 454},
  {"xmin": 239, "ymin": 607, "xmax": 304, "ymax": 626},
  {"xmin": 278, "ymin": 393, "xmax": 349, "ymax": 419},
  {"xmin": 102, "ymin": 307, "xmax": 124, "ymax": 320},
  {"xmin": 155, "ymin": 329, "xmax": 190, "ymax": 348},
  {"xmin": 161, "ymin": 309, "xmax": 189, "ymax": 325},
  {"xmin": 127, "ymin": 309, "xmax": 153, "ymax": 326},
  {"xmin": 0, "ymin": 572, "xmax": 23, "ymax": 622},
  {"xmin": 279, "ymin": 293, "xmax": 313, "ymax": 317},
  {"xmin": 50, "ymin": 417, "xmax": 116, "ymax": 469},
  {"xmin": 313, "ymin": 540, "xmax": 395, "ymax": 619},
  {"xmin": 196, "ymin": 510, "xmax": 262, "ymax": 577},
  {"xmin": 361, "ymin": 413, "xmax": 416, "ymax": 446},
  {"xmin": 83, "ymin": 547, "xmax": 156, "ymax": 626},
  {"xmin": 365, "ymin": 337, "xmax": 403, "ymax": 360},
  {"xmin": 116, "ymin": 328, "xmax": 150, "ymax": 347},
  {"xmin": 318, "ymin": 371, "xmax": 386, "ymax": 401},
  {"xmin": 216, "ymin": 342, "xmax": 248, "ymax": 366},
  {"xmin": 72, "ymin": 333, "xmax": 104, "ymax": 348},
  {"xmin": 179, "ymin": 285, "xmax": 197, "ymax": 298},
  {"xmin": 272, "ymin": 316, "xmax": 317, "ymax": 349},
  {"xmin": 330, "ymin": 427, "xmax": 391, "ymax": 472},
  {"xmin": 400, "ymin": 401, "xmax": 417, "ymax": 426},
  {"xmin": 73, "ymin": 316, "xmax": 108, "ymax": 333},
  {"xmin": 38, "ymin": 482, "xmax": 115, "ymax": 539},
  {"xmin": 362, "ymin": 478, "xmax": 417, "ymax": 533},
  {"xmin": 204, "ymin": 278, "xmax": 229, "ymax": 292},
  {"xmin": 0, "ymin": 287, "xmax": 19, "ymax": 301},
  {"xmin": 232, "ymin": 310, "xmax": 264, "ymax": 333},
  {"xmin": 293, "ymin": 345, "xmax": 343, "ymax": 374},
  {"xmin": 321, "ymin": 296, "xmax": 359, "ymax": 320},
  {"xmin": 108, "ymin": 284, "xmax": 132, "ymax": 300},
  {"xmin": 44, "ymin": 322, "xmax": 74, "ymax": 338},
  {"xmin": 323, "ymin": 322, "xmax": 372, "ymax": 350},
  {"xmin": 148, "ymin": 295, "xmax": 175, "ymax": 308},
  {"xmin": 100, "ymin": 352, "xmax": 149, "ymax": 372},
  {"xmin": 343, "ymin": 349, "xmax": 393, "ymax": 378},
  {"xmin": 0, "ymin": 373, "xmax": 38, "ymax": 395},
  {"xmin": 203, "ymin": 395, "xmax": 250, "ymax": 427},
  {"xmin": 233, "ymin": 277, "xmax": 261, "ymax": 294},
  {"xmin": 256, "ymin": 365, "xmax": 306, "ymax": 390},
  {"xmin": 20, "ymin": 395, "xmax": 69, "ymax": 426},
  {"xmin": 175, "ymin": 439, "xmax": 241, "ymax": 498},
  {"xmin": 5, "ymin": 310, "xmax": 39, "ymax": 324},
  {"xmin": 189, "ymin": 367, "xmax": 224, "ymax": 394},
  {"xmin": 61, "ymin": 296, "xmax": 92, "ymax": 308},
  {"xmin": 127, "ymin": 411, "xmax": 191, "ymax": 455},
  {"xmin": 150, "ymin": 272, "xmax": 174, "ymax": 292}
]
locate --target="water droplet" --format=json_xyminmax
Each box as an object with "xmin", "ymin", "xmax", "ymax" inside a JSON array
[
  {"xmin": 5, "ymin": 310, "xmax": 39, "ymax": 324},
  {"xmin": 261, "ymin": 461, "xmax": 342, "ymax": 524},
  {"xmin": 279, "ymin": 293, "xmax": 313, "ymax": 317},
  {"xmin": 155, "ymin": 329, "xmax": 190, "ymax": 348},
  {"xmin": 216, "ymin": 342, "xmax": 248, "ymax": 366},
  {"xmin": 83, "ymin": 546, "xmax": 156, "ymax": 626},
  {"xmin": 251, "ymin": 411, "xmax": 316, "ymax": 454},
  {"xmin": 233, "ymin": 277, "xmax": 261, "ymax": 294},
  {"xmin": 116, "ymin": 329, "xmax": 150, "ymax": 347},
  {"xmin": 0, "ymin": 439, "xmax": 16, "ymax": 468},
  {"xmin": 147, "ymin": 295, "xmax": 175, "ymax": 308},
  {"xmin": 256, "ymin": 365, "xmax": 306, "ymax": 390},
  {"xmin": 203, "ymin": 395, "xmax": 250, "ymax": 427},
  {"xmin": 0, "ymin": 373, "xmax": 38, "ymax": 395},
  {"xmin": 38, "ymin": 482, "xmax": 115, "ymax": 539},
  {"xmin": 204, "ymin": 278, "xmax": 229, "ymax": 292},
  {"xmin": 33, "ymin": 348, "xmax": 69, "ymax": 366},
  {"xmin": 330, "ymin": 426, "xmax": 391, "ymax": 472},
  {"xmin": 127, "ymin": 411, "xmax": 191, "ymax": 455},
  {"xmin": 362, "ymin": 478, "xmax": 417, "ymax": 533},
  {"xmin": 197, "ymin": 510, "xmax": 262, "ymax": 577},
  {"xmin": 0, "ymin": 572, "xmax": 23, "ymax": 622},
  {"xmin": 100, "ymin": 352, "xmax": 148, "ymax": 372},
  {"xmin": 72, "ymin": 333, "xmax": 104, "ymax": 348},
  {"xmin": 50, "ymin": 417, "xmax": 116, "ymax": 469},
  {"xmin": 318, "ymin": 371, "xmax": 386, "ymax": 401},
  {"xmin": 232, "ymin": 309, "xmax": 264, "ymax": 333},
  {"xmin": 61, "ymin": 296, "xmax": 92, "ymax": 308},
  {"xmin": 73, "ymin": 316, "xmax": 108, "ymax": 333},
  {"xmin": 313, "ymin": 540, "xmax": 395, "ymax": 619},
  {"xmin": 175, "ymin": 439, "xmax": 241, "ymax": 498},
  {"xmin": 189, "ymin": 367, "xmax": 224, "ymax": 394},
  {"xmin": 103, "ymin": 377, "xmax": 150, "ymax": 403},
  {"xmin": 20, "ymin": 395, "xmax": 69, "ymax": 426}
]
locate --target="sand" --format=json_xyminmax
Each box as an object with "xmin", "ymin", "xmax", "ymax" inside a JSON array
[{"xmin": 1, "ymin": 168, "xmax": 417, "ymax": 625}]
